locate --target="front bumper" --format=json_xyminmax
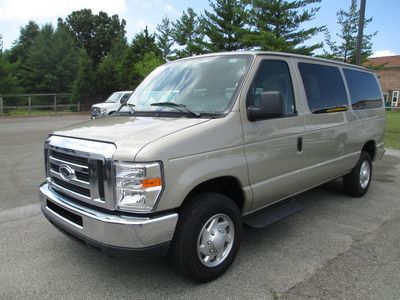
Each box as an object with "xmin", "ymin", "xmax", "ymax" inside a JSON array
[
  {"xmin": 90, "ymin": 108, "xmax": 106, "ymax": 118},
  {"xmin": 39, "ymin": 183, "xmax": 178, "ymax": 252}
]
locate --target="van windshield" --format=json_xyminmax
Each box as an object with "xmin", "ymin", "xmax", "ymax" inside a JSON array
[{"xmin": 125, "ymin": 55, "xmax": 252, "ymax": 116}]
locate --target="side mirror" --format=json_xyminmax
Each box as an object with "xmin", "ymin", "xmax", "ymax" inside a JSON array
[{"xmin": 247, "ymin": 91, "xmax": 284, "ymax": 121}]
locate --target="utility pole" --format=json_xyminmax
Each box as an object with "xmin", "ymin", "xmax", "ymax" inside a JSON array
[{"xmin": 355, "ymin": 0, "xmax": 366, "ymax": 65}]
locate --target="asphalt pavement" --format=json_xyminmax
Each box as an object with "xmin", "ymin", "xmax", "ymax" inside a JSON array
[{"xmin": 1, "ymin": 115, "xmax": 400, "ymax": 299}]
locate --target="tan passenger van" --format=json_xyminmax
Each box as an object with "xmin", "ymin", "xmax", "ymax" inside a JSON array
[{"xmin": 39, "ymin": 52, "xmax": 385, "ymax": 282}]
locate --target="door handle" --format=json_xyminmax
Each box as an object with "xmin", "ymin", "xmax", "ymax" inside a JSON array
[{"xmin": 297, "ymin": 137, "xmax": 303, "ymax": 153}]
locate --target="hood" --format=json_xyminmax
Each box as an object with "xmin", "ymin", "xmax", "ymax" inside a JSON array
[
  {"xmin": 92, "ymin": 102, "xmax": 117, "ymax": 109},
  {"xmin": 52, "ymin": 116, "xmax": 211, "ymax": 159}
]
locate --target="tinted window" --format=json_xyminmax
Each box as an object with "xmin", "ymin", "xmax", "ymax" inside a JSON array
[
  {"xmin": 247, "ymin": 60, "xmax": 296, "ymax": 116},
  {"xmin": 299, "ymin": 63, "xmax": 348, "ymax": 113},
  {"xmin": 343, "ymin": 69, "xmax": 383, "ymax": 109}
]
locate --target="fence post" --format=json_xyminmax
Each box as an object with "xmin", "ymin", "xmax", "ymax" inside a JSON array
[
  {"xmin": 77, "ymin": 100, "xmax": 80, "ymax": 112},
  {"xmin": 28, "ymin": 95, "xmax": 32, "ymax": 114},
  {"xmin": 0, "ymin": 96, "xmax": 3, "ymax": 114},
  {"xmin": 54, "ymin": 94, "xmax": 57, "ymax": 113}
]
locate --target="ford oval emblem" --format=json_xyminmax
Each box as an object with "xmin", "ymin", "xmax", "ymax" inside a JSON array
[{"xmin": 59, "ymin": 164, "xmax": 75, "ymax": 181}]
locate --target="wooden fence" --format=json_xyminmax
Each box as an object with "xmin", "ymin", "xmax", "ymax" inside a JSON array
[{"xmin": 0, "ymin": 93, "xmax": 80, "ymax": 114}]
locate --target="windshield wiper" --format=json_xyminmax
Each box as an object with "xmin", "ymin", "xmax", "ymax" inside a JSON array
[
  {"xmin": 312, "ymin": 106, "xmax": 347, "ymax": 114},
  {"xmin": 150, "ymin": 102, "xmax": 201, "ymax": 117},
  {"xmin": 116, "ymin": 102, "xmax": 135, "ymax": 115}
]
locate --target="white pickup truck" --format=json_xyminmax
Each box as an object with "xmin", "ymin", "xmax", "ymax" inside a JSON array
[{"xmin": 90, "ymin": 91, "xmax": 133, "ymax": 118}]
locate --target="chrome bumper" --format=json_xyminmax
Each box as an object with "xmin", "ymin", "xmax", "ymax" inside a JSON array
[{"xmin": 39, "ymin": 183, "xmax": 178, "ymax": 249}]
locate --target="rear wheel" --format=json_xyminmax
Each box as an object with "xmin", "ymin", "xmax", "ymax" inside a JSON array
[
  {"xmin": 343, "ymin": 151, "xmax": 372, "ymax": 197},
  {"xmin": 172, "ymin": 193, "xmax": 242, "ymax": 282}
]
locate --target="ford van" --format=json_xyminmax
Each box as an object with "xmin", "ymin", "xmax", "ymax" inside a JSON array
[{"xmin": 39, "ymin": 52, "xmax": 385, "ymax": 282}]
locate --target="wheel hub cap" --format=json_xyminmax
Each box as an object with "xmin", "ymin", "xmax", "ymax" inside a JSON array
[
  {"xmin": 197, "ymin": 214, "xmax": 234, "ymax": 267},
  {"xmin": 359, "ymin": 160, "xmax": 371, "ymax": 189}
]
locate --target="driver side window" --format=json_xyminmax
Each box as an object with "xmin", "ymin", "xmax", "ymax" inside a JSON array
[{"xmin": 247, "ymin": 60, "xmax": 296, "ymax": 117}]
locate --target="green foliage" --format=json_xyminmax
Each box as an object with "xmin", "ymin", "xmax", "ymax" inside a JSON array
[
  {"xmin": 73, "ymin": 36, "xmax": 130, "ymax": 104},
  {"xmin": 324, "ymin": 0, "xmax": 376, "ymax": 64},
  {"xmin": 65, "ymin": 9, "xmax": 126, "ymax": 65},
  {"xmin": 245, "ymin": 0, "xmax": 324, "ymax": 54},
  {"xmin": 0, "ymin": 51, "xmax": 20, "ymax": 94},
  {"xmin": 172, "ymin": 8, "xmax": 206, "ymax": 58},
  {"xmin": 129, "ymin": 27, "xmax": 161, "ymax": 63},
  {"xmin": 156, "ymin": 17, "xmax": 174, "ymax": 60},
  {"xmin": 123, "ymin": 27, "xmax": 162, "ymax": 86},
  {"xmin": 19, "ymin": 23, "xmax": 80, "ymax": 93},
  {"xmin": 133, "ymin": 52, "xmax": 164, "ymax": 79},
  {"xmin": 72, "ymin": 50, "xmax": 96, "ymax": 104},
  {"xmin": 202, "ymin": 0, "xmax": 249, "ymax": 52},
  {"xmin": 8, "ymin": 21, "xmax": 40, "ymax": 64}
]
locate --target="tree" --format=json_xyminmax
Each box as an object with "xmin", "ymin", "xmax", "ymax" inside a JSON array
[
  {"xmin": 123, "ymin": 27, "xmax": 162, "ymax": 86},
  {"xmin": 202, "ymin": 0, "xmax": 248, "ymax": 52},
  {"xmin": 133, "ymin": 52, "xmax": 163, "ymax": 79},
  {"xmin": 156, "ymin": 16, "xmax": 174, "ymax": 61},
  {"xmin": 0, "ymin": 52, "xmax": 20, "ymax": 94},
  {"xmin": 8, "ymin": 21, "xmax": 40, "ymax": 64},
  {"xmin": 94, "ymin": 37, "xmax": 130, "ymax": 98},
  {"xmin": 172, "ymin": 8, "xmax": 205, "ymax": 58},
  {"xmin": 65, "ymin": 9, "xmax": 126, "ymax": 64},
  {"xmin": 245, "ymin": 0, "xmax": 324, "ymax": 55},
  {"xmin": 323, "ymin": 0, "xmax": 376, "ymax": 64},
  {"xmin": 20, "ymin": 23, "xmax": 80, "ymax": 93},
  {"xmin": 72, "ymin": 50, "xmax": 97, "ymax": 104},
  {"xmin": 129, "ymin": 27, "xmax": 161, "ymax": 62}
]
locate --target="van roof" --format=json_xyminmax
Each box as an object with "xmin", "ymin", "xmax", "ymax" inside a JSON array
[{"xmin": 174, "ymin": 51, "xmax": 371, "ymax": 72}]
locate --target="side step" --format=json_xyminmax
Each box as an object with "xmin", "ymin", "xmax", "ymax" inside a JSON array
[{"xmin": 244, "ymin": 198, "xmax": 303, "ymax": 229}]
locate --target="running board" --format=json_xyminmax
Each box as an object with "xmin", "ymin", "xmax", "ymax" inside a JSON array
[{"xmin": 244, "ymin": 198, "xmax": 303, "ymax": 229}]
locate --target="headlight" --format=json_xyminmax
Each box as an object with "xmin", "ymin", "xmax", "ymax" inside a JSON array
[{"xmin": 114, "ymin": 162, "xmax": 163, "ymax": 213}]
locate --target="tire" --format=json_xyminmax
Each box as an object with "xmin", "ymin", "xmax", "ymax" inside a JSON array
[
  {"xmin": 343, "ymin": 151, "xmax": 372, "ymax": 197},
  {"xmin": 172, "ymin": 193, "xmax": 242, "ymax": 282}
]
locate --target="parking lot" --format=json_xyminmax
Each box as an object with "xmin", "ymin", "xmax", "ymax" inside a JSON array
[{"xmin": 1, "ymin": 115, "xmax": 400, "ymax": 299}]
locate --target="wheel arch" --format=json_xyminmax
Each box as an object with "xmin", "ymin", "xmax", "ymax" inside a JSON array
[
  {"xmin": 362, "ymin": 140, "xmax": 376, "ymax": 161},
  {"xmin": 181, "ymin": 176, "xmax": 246, "ymax": 213}
]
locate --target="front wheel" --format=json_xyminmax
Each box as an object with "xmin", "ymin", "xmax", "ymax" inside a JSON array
[
  {"xmin": 343, "ymin": 151, "xmax": 372, "ymax": 197},
  {"xmin": 172, "ymin": 193, "xmax": 242, "ymax": 282}
]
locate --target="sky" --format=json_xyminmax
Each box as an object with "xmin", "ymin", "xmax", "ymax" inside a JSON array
[{"xmin": 0, "ymin": 0, "xmax": 398, "ymax": 57}]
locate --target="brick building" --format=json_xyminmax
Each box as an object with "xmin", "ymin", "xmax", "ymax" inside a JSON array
[{"xmin": 366, "ymin": 55, "xmax": 400, "ymax": 107}]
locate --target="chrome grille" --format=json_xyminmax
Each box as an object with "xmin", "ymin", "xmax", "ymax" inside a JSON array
[
  {"xmin": 91, "ymin": 107, "xmax": 101, "ymax": 116},
  {"xmin": 45, "ymin": 136, "xmax": 116, "ymax": 210}
]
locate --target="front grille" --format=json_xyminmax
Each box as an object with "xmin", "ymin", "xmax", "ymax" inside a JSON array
[
  {"xmin": 52, "ymin": 177, "xmax": 91, "ymax": 197},
  {"xmin": 50, "ymin": 150, "xmax": 88, "ymax": 166},
  {"xmin": 91, "ymin": 107, "xmax": 101, "ymax": 116},
  {"xmin": 47, "ymin": 146, "xmax": 110, "ymax": 208}
]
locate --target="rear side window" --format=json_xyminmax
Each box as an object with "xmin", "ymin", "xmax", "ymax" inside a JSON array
[
  {"xmin": 343, "ymin": 69, "xmax": 383, "ymax": 109},
  {"xmin": 299, "ymin": 63, "xmax": 348, "ymax": 113}
]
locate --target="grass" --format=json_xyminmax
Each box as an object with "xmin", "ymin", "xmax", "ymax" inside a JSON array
[{"xmin": 385, "ymin": 111, "xmax": 400, "ymax": 150}]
